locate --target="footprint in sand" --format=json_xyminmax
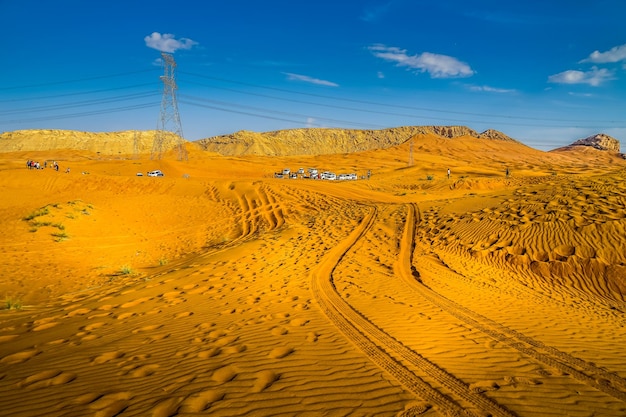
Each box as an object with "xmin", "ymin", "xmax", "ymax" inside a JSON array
[
  {"xmin": 143, "ymin": 333, "xmax": 171, "ymax": 344},
  {"xmin": 179, "ymin": 390, "xmax": 224, "ymax": 412},
  {"xmin": 504, "ymin": 376, "xmax": 542, "ymax": 386},
  {"xmin": 268, "ymin": 346, "xmax": 294, "ymax": 359},
  {"xmin": 271, "ymin": 327, "xmax": 289, "ymax": 336},
  {"xmin": 1, "ymin": 349, "xmax": 40, "ymax": 364},
  {"xmin": 0, "ymin": 335, "xmax": 19, "ymax": 343},
  {"xmin": 212, "ymin": 365, "xmax": 238, "ymax": 383},
  {"xmin": 117, "ymin": 354, "xmax": 150, "ymax": 367},
  {"xmin": 289, "ymin": 318, "xmax": 309, "ymax": 327},
  {"xmin": 65, "ymin": 308, "xmax": 92, "ymax": 318},
  {"xmin": 197, "ymin": 348, "xmax": 221, "ymax": 358},
  {"xmin": 196, "ymin": 322, "xmax": 216, "ymax": 331},
  {"xmin": 91, "ymin": 351, "xmax": 125, "ymax": 365},
  {"xmin": 18, "ymin": 370, "xmax": 76, "ymax": 389},
  {"xmin": 214, "ymin": 335, "xmax": 239, "ymax": 347},
  {"xmin": 121, "ymin": 363, "xmax": 160, "ymax": 377},
  {"xmin": 32, "ymin": 322, "xmax": 60, "ymax": 332},
  {"xmin": 116, "ymin": 312, "xmax": 137, "ymax": 320},
  {"xmin": 306, "ymin": 332, "xmax": 320, "ymax": 342},
  {"xmin": 149, "ymin": 397, "xmax": 184, "ymax": 417},
  {"xmin": 399, "ymin": 402, "xmax": 432, "ymax": 416},
  {"xmin": 251, "ymin": 370, "xmax": 280, "ymax": 393},
  {"xmin": 82, "ymin": 322, "xmax": 107, "ymax": 332},
  {"xmin": 469, "ymin": 380, "xmax": 500, "ymax": 393},
  {"xmin": 131, "ymin": 324, "xmax": 163, "ymax": 334},
  {"xmin": 120, "ymin": 297, "xmax": 151, "ymax": 309},
  {"xmin": 84, "ymin": 391, "xmax": 133, "ymax": 416}
]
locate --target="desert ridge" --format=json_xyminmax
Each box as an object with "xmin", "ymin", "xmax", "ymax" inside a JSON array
[{"xmin": 1, "ymin": 127, "xmax": 626, "ymax": 416}]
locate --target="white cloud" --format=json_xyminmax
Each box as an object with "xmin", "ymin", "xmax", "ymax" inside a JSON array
[
  {"xmin": 305, "ymin": 117, "xmax": 316, "ymax": 128},
  {"xmin": 568, "ymin": 92, "xmax": 593, "ymax": 97},
  {"xmin": 377, "ymin": 71, "xmax": 385, "ymax": 79},
  {"xmin": 581, "ymin": 43, "xmax": 626, "ymax": 63},
  {"xmin": 283, "ymin": 72, "xmax": 339, "ymax": 87},
  {"xmin": 468, "ymin": 85, "xmax": 515, "ymax": 93},
  {"xmin": 548, "ymin": 66, "xmax": 615, "ymax": 87},
  {"xmin": 368, "ymin": 44, "xmax": 474, "ymax": 78},
  {"xmin": 144, "ymin": 32, "xmax": 198, "ymax": 53}
]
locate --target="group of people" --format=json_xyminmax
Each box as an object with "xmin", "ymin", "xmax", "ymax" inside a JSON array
[{"xmin": 26, "ymin": 159, "xmax": 69, "ymax": 173}]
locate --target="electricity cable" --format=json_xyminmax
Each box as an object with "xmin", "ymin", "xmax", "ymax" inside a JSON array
[{"xmin": 179, "ymin": 71, "xmax": 624, "ymax": 125}]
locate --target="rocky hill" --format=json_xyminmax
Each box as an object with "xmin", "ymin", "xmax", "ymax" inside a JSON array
[
  {"xmin": 0, "ymin": 129, "xmax": 184, "ymax": 155},
  {"xmin": 195, "ymin": 126, "xmax": 520, "ymax": 156},
  {"xmin": 569, "ymin": 133, "xmax": 621, "ymax": 152}
]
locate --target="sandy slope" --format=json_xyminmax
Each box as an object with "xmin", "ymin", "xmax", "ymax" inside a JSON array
[{"xmin": 1, "ymin": 135, "xmax": 626, "ymax": 416}]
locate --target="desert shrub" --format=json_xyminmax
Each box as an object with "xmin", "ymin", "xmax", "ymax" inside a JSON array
[
  {"xmin": 426, "ymin": 175, "xmax": 434, "ymax": 181},
  {"xmin": 120, "ymin": 265, "xmax": 133, "ymax": 275},
  {"xmin": 4, "ymin": 297, "xmax": 22, "ymax": 310},
  {"xmin": 52, "ymin": 231, "xmax": 69, "ymax": 242},
  {"xmin": 23, "ymin": 206, "xmax": 49, "ymax": 221}
]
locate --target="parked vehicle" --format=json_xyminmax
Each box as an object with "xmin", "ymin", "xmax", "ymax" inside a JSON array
[{"xmin": 147, "ymin": 170, "xmax": 164, "ymax": 177}]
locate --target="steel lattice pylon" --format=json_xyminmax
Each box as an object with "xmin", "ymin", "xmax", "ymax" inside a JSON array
[{"xmin": 151, "ymin": 52, "xmax": 188, "ymax": 160}]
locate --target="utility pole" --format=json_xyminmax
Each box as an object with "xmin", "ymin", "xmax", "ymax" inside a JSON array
[{"xmin": 152, "ymin": 52, "xmax": 187, "ymax": 160}]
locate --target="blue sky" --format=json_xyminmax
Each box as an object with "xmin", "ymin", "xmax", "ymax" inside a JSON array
[{"xmin": 1, "ymin": 0, "xmax": 626, "ymax": 150}]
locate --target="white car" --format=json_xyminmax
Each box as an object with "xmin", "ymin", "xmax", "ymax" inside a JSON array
[{"xmin": 147, "ymin": 170, "xmax": 164, "ymax": 177}]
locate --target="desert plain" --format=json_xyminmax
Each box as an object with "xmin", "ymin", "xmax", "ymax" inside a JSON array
[{"xmin": 1, "ymin": 128, "xmax": 626, "ymax": 416}]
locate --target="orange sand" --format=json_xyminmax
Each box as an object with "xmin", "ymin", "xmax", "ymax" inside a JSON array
[{"xmin": 1, "ymin": 134, "xmax": 626, "ymax": 416}]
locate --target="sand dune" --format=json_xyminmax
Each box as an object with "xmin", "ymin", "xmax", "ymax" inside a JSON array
[{"xmin": 1, "ymin": 133, "xmax": 626, "ymax": 416}]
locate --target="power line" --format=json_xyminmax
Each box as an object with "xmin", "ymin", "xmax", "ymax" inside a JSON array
[
  {"xmin": 0, "ymin": 69, "xmax": 158, "ymax": 91},
  {"xmin": 179, "ymin": 92, "xmax": 619, "ymax": 130},
  {"xmin": 0, "ymin": 103, "xmax": 158, "ymax": 125},
  {"xmin": 180, "ymin": 94, "xmax": 389, "ymax": 129},
  {"xmin": 179, "ymin": 99, "xmax": 328, "ymax": 128},
  {"xmin": 0, "ymin": 92, "xmax": 159, "ymax": 115},
  {"xmin": 0, "ymin": 83, "xmax": 157, "ymax": 103},
  {"xmin": 180, "ymin": 71, "xmax": 625, "ymax": 125}
]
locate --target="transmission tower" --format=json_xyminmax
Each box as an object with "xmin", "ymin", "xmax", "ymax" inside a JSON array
[{"xmin": 152, "ymin": 52, "xmax": 187, "ymax": 160}]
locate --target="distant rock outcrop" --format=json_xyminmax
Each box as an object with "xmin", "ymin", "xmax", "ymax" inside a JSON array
[
  {"xmin": 0, "ymin": 126, "xmax": 521, "ymax": 157},
  {"xmin": 196, "ymin": 126, "xmax": 520, "ymax": 156},
  {"xmin": 0, "ymin": 129, "xmax": 184, "ymax": 155},
  {"xmin": 478, "ymin": 129, "xmax": 517, "ymax": 142},
  {"xmin": 569, "ymin": 133, "xmax": 620, "ymax": 152}
]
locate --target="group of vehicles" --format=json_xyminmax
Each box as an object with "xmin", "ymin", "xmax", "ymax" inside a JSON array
[
  {"xmin": 275, "ymin": 168, "xmax": 357, "ymax": 181},
  {"xmin": 137, "ymin": 167, "xmax": 360, "ymax": 181},
  {"xmin": 136, "ymin": 170, "xmax": 164, "ymax": 177}
]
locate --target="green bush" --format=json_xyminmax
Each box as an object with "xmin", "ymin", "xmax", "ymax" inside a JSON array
[
  {"xmin": 4, "ymin": 297, "xmax": 22, "ymax": 310},
  {"xmin": 120, "ymin": 265, "xmax": 133, "ymax": 275}
]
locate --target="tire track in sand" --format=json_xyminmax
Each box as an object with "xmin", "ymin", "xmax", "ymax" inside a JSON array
[
  {"xmin": 311, "ymin": 207, "xmax": 517, "ymax": 417},
  {"xmin": 400, "ymin": 203, "xmax": 626, "ymax": 403}
]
